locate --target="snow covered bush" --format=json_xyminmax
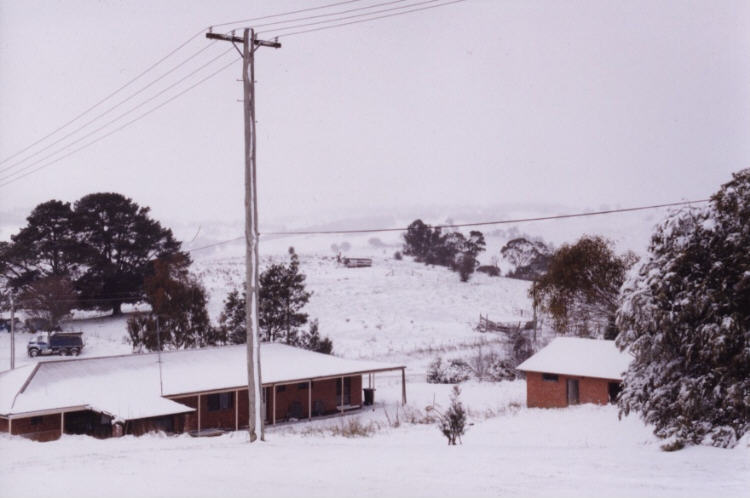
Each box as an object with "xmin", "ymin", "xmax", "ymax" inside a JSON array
[
  {"xmin": 616, "ymin": 168, "xmax": 750, "ymax": 448},
  {"xmin": 426, "ymin": 357, "xmax": 472, "ymax": 384},
  {"xmin": 427, "ymin": 385, "xmax": 468, "ymax": 445}
]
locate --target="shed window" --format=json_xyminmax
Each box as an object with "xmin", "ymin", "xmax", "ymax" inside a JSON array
[
  {"xmin": 277, "ymin": 385, "xmax": 286, "ymax": 393},
  {"xmin": 207, "ymin": 392, "xmax": 234, "ymax": 411},
  {"xmin": 542, "ymin": 373, "xmax": 559, "ymax": 382},
  {"xmin": 298, "ymin": 382, "xmax": 308, "ymax": 390},
  {"xmin": 30, "ymin": 416, "xmax": 43, "ymax": 426}
]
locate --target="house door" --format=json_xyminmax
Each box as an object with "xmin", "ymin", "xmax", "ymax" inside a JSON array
[
  {"xmin": 567, "ymin": 379, "xmax": 579, "ymax": 405},
  {"xmin": 336, "ymin": 377, "xmax": 351, "ymax": 406}
]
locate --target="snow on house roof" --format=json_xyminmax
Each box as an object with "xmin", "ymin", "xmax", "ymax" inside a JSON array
[
  {"xmin": 0, "ymin": 344, "xmax": 404, "ymax": 420},
  {"xmin": 516, "ymin": 337, "xmax": 631, "ymax": 380},
  {"xmin": 160, "ymin": 343, "xmax": 403, "ymax": 396},
  {"xmin": 0, "ymin": 364, "xmax": 37, "ymax": 414}
]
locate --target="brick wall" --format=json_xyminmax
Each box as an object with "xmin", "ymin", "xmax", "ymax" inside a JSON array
[
  {"xmin": 266, "ymin": 375, "xmax": 364, "ymax": 423},
  {"xmin": 11, "ymin": 413, "xmax": 62, "ymax": 441},
  {"xmin": 526, "ymin": 372, "xmax": 618, "ymax": 408},
  {"xmin": 200, "ymin": 392, "xmax": 236, "ymax": 430},
  {"xmin": 579, "ymin": 377, "xmax": 612, "ymax": 405},
  {"xmin": 171, "ymin": 395, "xmax": 198, "ymax": 431},
  {"xmin": 238, "ymin": 388, "xmax": 249, "ymax": 428},
  {"xmin": 526, "ymin": 372, "xmax": 568, "ymax": 408}
]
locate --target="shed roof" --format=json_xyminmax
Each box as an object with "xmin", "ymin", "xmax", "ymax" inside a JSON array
[
  {"xmin": 516, "ymin": 337, "xmax": 631, "ymax": 380},
  {"xmin": 0, "ymin": 344, "xmax": 403, "ymax": 420}
]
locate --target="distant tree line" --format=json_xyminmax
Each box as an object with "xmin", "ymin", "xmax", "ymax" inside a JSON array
[{"xmin": 402, "ymin": 220, "xmax": 486, "ymax": 281}]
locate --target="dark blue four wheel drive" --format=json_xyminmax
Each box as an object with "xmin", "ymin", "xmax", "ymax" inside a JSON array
[{"xmin": 27, "ymin": 332, "xmax": 84, "ymax": 357}]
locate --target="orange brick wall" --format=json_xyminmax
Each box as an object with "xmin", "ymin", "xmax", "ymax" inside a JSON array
[
  {"xmin": 579, "ymin": 377, "xmax": 612, "ymax": 405},
  {"xmin": 266, "ymin": 375, "xmax": 363, "ymax": 423},
  {"xmin": 526, "ymin": 372, "xmax": 617, "ymax": 408}
]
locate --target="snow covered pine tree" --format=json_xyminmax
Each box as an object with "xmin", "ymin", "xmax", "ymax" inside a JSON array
[{"xmin": 616, "ymin": 168, "xmax": 750, "ymax": 448}]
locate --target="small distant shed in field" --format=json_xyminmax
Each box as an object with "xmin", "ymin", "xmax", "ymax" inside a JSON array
[{"xmin": 516, "ymin": 338, "xmax": 631, "ymax": 408}]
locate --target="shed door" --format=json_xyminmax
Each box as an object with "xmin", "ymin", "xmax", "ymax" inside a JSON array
[{"xmin": 567, "ymin": 379, "xmax": 579, "ymax": 405}]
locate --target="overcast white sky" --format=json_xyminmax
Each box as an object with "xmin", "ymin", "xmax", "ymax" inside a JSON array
[{"xmin": 1, "ymin": 0, "xmax": 749, "ymax": 234}]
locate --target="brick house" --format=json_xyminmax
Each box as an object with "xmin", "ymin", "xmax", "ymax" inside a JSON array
[
  {"xmin": 516, "ymin": 337, "xmax": 631, "ymax": 408},
  {"xmin": 0, "ymin": 343, "xmax": 405, "ymax": 441}
]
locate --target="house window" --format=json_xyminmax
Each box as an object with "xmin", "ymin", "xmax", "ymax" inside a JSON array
[
  {"xmin": 207, "ymin": 392, "xmax": 234, "ymax": 412},
  {"xmin": 277, "ymin": 385, "xmax": 286, "ymax": 393},
  {"xmin": 542, "ymin": 373, "xmax": 559, "ymax": 382},
  {"xmin": 298, "ymin": 382, "xmax": 308, "ymax": 390},
  {"xmin": 30, "ymin": 416, "xmax": 43, "ymax": 426}
]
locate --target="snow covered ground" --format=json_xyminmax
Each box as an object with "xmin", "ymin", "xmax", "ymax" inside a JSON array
[
  {"xmin": 1, "ymin": 379, "xmax": 747, "ymax": 498},
  {"xmin": 2, "ymin": 241, "xmax": 748, "ymax": 497},
  {"xmin": 196, "ymin": 254, "xmax": 534, "ymax": 366}
]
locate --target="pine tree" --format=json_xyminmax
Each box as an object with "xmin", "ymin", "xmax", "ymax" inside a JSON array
[
  {"xmin": 258, "ymin": 247, "xmax": 311, "ymax": 344},
  {"xmin": 218, "ymin": 289, "xmax": 246, "ymax": 345},
  {"xmin": 219, "ymin": 248, "xmax": 333, "ymax": 352},
  {"xmin": 616, "ymin": 168, "xmax": 750, "ymax": 448},
  {"xmin": 300, "ymin": 319, "xmax": 333, "ymax": 354},
  {"xmin": 74, "ymin": 192, "xmax": 188, "ymax": 315},
  {"xmin": 428, "ymin": 385, "xmax": 468, "ymax": 445},
  {"xmin": 1, "ymin": 200, "xmax": 84, "ymax": 322}
]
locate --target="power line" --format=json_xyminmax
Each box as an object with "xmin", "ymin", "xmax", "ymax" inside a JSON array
[
  {"xmin": 0, "ymin": 47, "xmax": 234, "ymax": 185},
  {"xmin": 0, "ymin": 0, "xmax": 471, "ymax": 187},
  {"xmin": 247, "ymin": 0, "xmax": 408, "ymax": 30},
  {"xmin": 0, "ymin": 29, "xmax": 207, "ymax": 167},
  {"xmin": 210, "ymin": 0, "xmax": 371, "ymax": 29},
  {"xmin": 185, "ymin": 199, "xmax": 710, "ymax": 252},
  {"xmin": 0, "ymin": 1, "xmax": 378, "ymax": 170},
  {"xmin": 263, "ymin": 0, "xmax": 469, "ymax": 38},
  {"xmin": 9, "ymin": 198, "xmax": 709, "ymax": 303},
  {"xmin": 0, "ymin": 56, "xmax": 240, "ymax": 189},
  {"xmin": 0, "ymin": 41, "xmax": 222, "ymax": 176}
]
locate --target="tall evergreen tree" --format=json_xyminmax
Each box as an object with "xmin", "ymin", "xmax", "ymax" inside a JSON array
[
  {"xmin": 2, "ymin": 200, "xmax": 83, "ymax": 290},
  {"xmin": 74, "ymin": 193, "xmax": 188, "ymax": 315},
  {"xmin": 1, "ymin": 200, "xmax": 84, "ymax": 324},
  {"xmin": 218, "ymin": 248, "xmax": 333, "ymax": 352},
  {"xmin": 258, "ymin": 247, "xmax": 311, "ymax": 344},
  {"xmin": 616, "ymin": 169, "xmax": 750, "ymax": 448}
]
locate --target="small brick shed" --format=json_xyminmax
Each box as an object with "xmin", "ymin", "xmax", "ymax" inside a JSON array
[
  {"xmin": 0, "ymin": 344, "xmax": 405, "ymax": 441},
  {"xmin": 516, "ymin": 337, "xmax": 631, "ymax": 408}
]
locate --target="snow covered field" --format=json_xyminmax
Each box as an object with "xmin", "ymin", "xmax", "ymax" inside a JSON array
[
  {"xmin": 1, "ymin": 379, "xmax": 747, "ymax": 498},
  {"xmin": 2, "ymin": 244, "xmax": 748, "ymax": 497}
]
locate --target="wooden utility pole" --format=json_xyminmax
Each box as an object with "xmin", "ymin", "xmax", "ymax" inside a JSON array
[
  {"xmin": 206, "ymin": 28, "xmax": 280, "ymax": 443},
  {"xmin": 10, "ymin": 294, "xmax": 15, "ymax": 370}
]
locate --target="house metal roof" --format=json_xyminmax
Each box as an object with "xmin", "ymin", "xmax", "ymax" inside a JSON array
[
  {"xmin": 0, "ymin": 343, "xmax": 404, "ymax": 420},
  {"xmin": 516, "ymin": 337, "xmax": 631, "ymax": 380}
]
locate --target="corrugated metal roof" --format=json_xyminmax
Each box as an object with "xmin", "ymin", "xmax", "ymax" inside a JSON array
[{"xmin": 0, "ymin": 344, "xmax": 403, "ymax": 420}]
